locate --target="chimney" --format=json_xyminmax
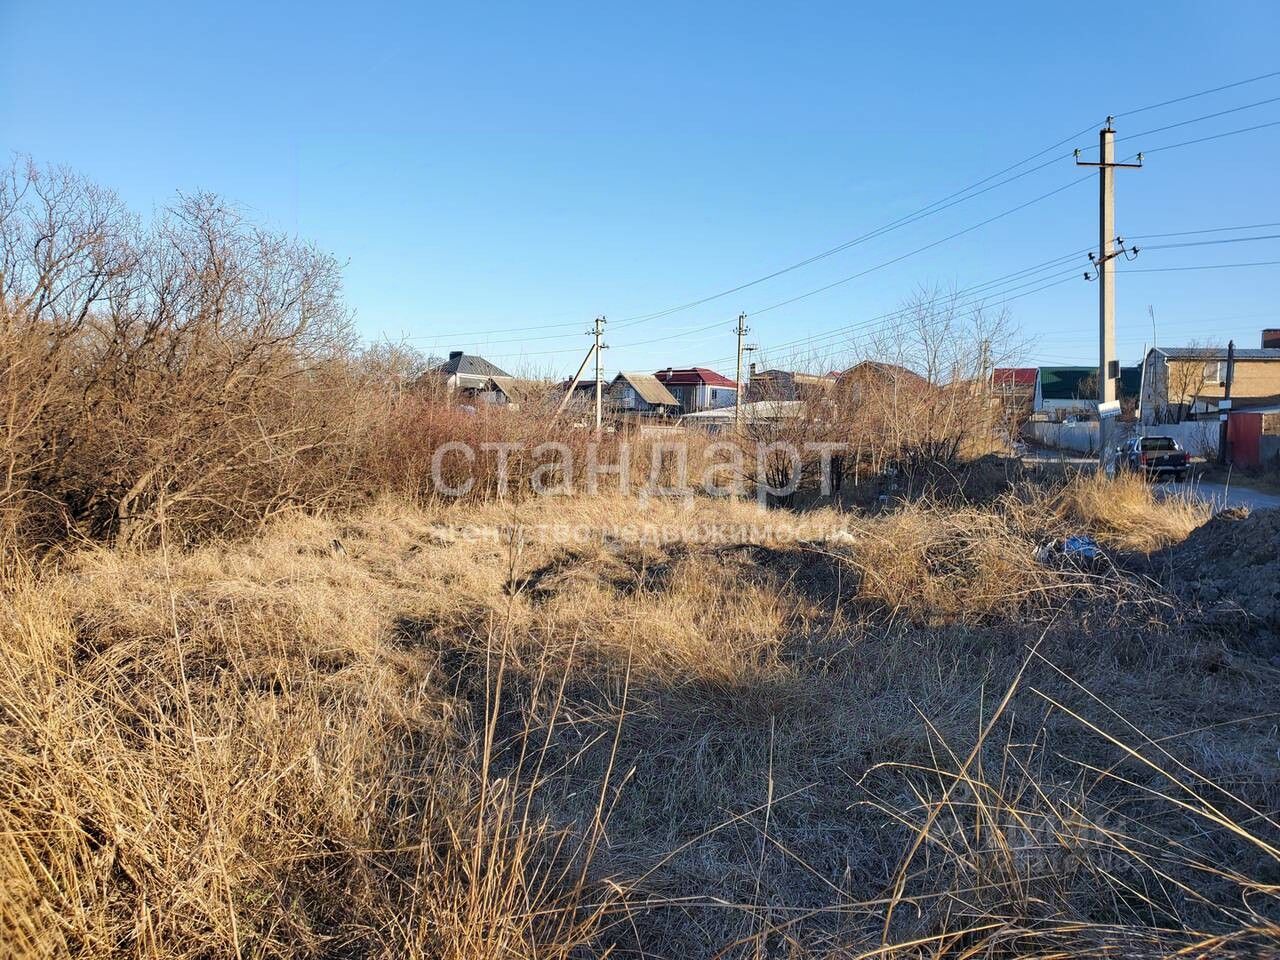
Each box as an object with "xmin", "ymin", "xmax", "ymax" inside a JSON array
[
  {"xmin": 448, "ymin": 350, "xmax": 464, "ymax": 360},
  {"xmin": 1263, "ymin": 329, "xmax": 1280, "ymax": 349}
]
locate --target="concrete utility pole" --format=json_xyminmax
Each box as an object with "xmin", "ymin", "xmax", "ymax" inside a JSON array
[
  {"xmin": 734, "ymin": 312, "xmax": 749, "ymax": 425},
  {"xmin": 555, "ymin": 339, "xmax": 597, "ymax": 418},
  {"xmin": 593, "ymin": 315, "xmax": 606, "ymax": 434},
  {"xmin": 1075, "ymin": 118, "xmax": 1142, "ymax": 470},
  {"xmin": 1218, "ymin": 338, "xmax": 1236, "ymax": 465}
]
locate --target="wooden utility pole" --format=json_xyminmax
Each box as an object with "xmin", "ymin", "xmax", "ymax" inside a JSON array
[
  {"xmin": 734, "ymin": 312, "xmax": 749, "ymax": 425},
  {"xmin": 593, "ymin": 315, "xmax": 606, "ymax": 434},
  {"xmin": 1076, "ymin": 118, "xmax": 1142, "ymax": 470}
]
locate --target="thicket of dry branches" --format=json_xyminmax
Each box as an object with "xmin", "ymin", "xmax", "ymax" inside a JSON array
[
  {"xmin": 0, "ymin": 159, "xmax": 369, "ymax": 549},
  {"xmin": 2, "ymin": 158, "xmax": 1051, "ymax": 558}
]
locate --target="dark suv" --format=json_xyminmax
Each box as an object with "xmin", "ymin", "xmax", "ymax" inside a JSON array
[{"xmin": 1115, "ymin": 436, "xmax": 1189, "ymax": 481}]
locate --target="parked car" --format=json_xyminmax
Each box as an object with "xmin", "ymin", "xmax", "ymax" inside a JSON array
[{"xmin": 1114, "ymin": 436, "xmax": 1189, "ymax": 481}]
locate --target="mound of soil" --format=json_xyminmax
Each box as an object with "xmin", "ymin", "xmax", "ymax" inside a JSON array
[{"xmin": 1165, "ymin": 507, "xmax": 1280, "ymax": 632}]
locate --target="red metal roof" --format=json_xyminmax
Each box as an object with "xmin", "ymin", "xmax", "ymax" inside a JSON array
[
  {"xmin": 653, "ymin": 367, "xmax": 737, "ymax": 388},
  {"xmin": 993, "ymin": 367, "xmax": 1037, "ymax": 387}
]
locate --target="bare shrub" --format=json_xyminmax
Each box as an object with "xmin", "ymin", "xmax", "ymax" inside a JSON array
[
  {"xmin": 0, "ymin": 160, "xmax": 363, "ymax": 549},
  {"xmin": 836, "ymin": 288, "xmax": 1023, "ymax": 492}
]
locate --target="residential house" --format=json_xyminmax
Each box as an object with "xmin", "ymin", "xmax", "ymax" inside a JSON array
[
  {"xmin": 988, "ymin": 366, "xmax": 1039, "ymax": 427},
  {"xmin": 426, "ymin": 351, "xmax": 513, "ymax": 397},
  {"xmin": 992, "ymin": 366, "xmax": 1037, "ymax": 408},
  {"xmin": 557, "ymin": 377, "xmax": 605, "ymax": 410},
  {"xmin": 680, "ymin": 399, "xmax": 805, "ymax": 433},
  {"xmin": 745, "ymin": 365, "xmax": 837, "ymax": 402},
  {"xmin": 608, "ymin": 372, "xmax": 681, "ymax": 417},
  {"xmin": 833, "ymin": 361, "xmax": 929, "ymax": 403},
  {"xmin": 653, "ymin": 367, "xmax": 738, "ymax": 414},
  {"xmin": 481, "ymin": 376, "xmax": 523, "ymax": 409},
  {"xmin": 1138, "ymin": 332, "xmax": 1280, "ymax": 424},
  {"xmin": 1035, "ymin": 365, "xmax": 1141, "ymax": 420}
]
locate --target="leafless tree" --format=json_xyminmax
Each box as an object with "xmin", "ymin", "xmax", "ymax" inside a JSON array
[
  {"xmin": 1160, "ymin": 340, "xmax": 1222, "ymax": 424},
  {"xmin": 838, "ymin": 285, "xmax": 1023, "ymax": 489},
  {"xmin": 1, "ymin": 159, "xmax": 362, "ymax": 548}
]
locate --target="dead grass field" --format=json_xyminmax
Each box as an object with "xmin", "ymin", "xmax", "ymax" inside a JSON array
[{"xmin": 3, "ymin": 474, "xmax": 1277, "ymax": 959}]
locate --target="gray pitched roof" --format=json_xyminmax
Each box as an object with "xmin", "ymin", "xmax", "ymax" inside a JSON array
[
  {"xmin": 1156, "ymin": 347, "xmax": 1280, "ymax": 361},
  {"xmin": 433, "ymin": 352, "xmax": 512, "ymax": 378}
]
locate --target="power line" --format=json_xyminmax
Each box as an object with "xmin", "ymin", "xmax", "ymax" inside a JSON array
[
  {"xmin": 417, "ymin": 221, "xmax": 1269, "ymax": 350},
  {"xmin": 612, "ymin": 135, "xmax": 1278, "ymax": 350},
  {"xmin": 1141, "ymin": 118, "xmax": 1280, "ymax": 155},
  {"xmin": 461, "ymin": 319, "xmax": 724, "ymax": 359},
  {"xmin": 1032, "ymin": 311, "xmax": 1280, "ymax": 359},
  {"xmin": 691, "ymin": 254, "xmax": 1280, "ymax": 370},
  {"xmin": 1128, "ymin": 221, "xmax": 1280, "ymax": 240},
  {"xmin": 1118, "ymin": 259, "xmax": 1280, "ymax": 273},
  {"xmin": 407, "ymin": 127, "xmax": 1097, "ymax": 345},
  {"xmin": 1112, "ymin": 95, "xmax": 1280, "ymax": 146},
  {"xmin": 606, "ymin": 125, "xmax": 1102, "ymax": 328},
  {"xmin": 441, "ymin": 220, "xmax": 1280, "ymax": 358},
  {"xmin": 685, "ymin": 266, "xmax": 1090, "ymax": 370},
  {"xmin": 725, "ymin": 130, "xmax": 1280, "ymax": 328},
  {"xmin": 615, "ymin": 74, "xmax": 1280, "ymax": 329},
  {"xmin": 482, "ymin": 243, "xmax": 1280, "ymax": 364},
  {"xmin": 620, "ymin": 246, "xmax": 1095, "ymax": 362},
  {"xmin": 1114, "ymin": 69, "xmax": 1280, "ymax": 119},
  {"xmin": 701, "ymin": 275, "xmax": 1085, "ymax": 372},
  {"xmin": 1034, "ymin": 309, "xmax": 1280, "ymax": 341},
  {"xmin": 779, "ymin": 273, "xmax": 1081, "ymax": 354},
  {"xmin": 1139, "ymin": 233, "xmax": 1280, "ymax": 251},
  {"xmin": 477, "ymin": 247, "xmax": 1093, "ymax": 361},
  {"xmin": 747, "ymin": 179, "xmax": 1093, "ymax": 318},
  {"xmin": 409, "ymin": 73, "xmax": 1280, "ymax": 346}
]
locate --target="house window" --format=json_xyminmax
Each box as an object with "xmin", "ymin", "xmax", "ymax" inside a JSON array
[{"xmin": 1202, "ymin": 360, "xmax": 1225, "ymax": 384}]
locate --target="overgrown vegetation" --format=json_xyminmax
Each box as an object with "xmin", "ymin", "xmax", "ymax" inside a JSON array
[
  {"xmin": 2, "ymin": 160, "xmax": 1275, "ymax": 959},
  {"xmin": 3, "ymin": 484, "xmax": 1275, "ymax": 958}
]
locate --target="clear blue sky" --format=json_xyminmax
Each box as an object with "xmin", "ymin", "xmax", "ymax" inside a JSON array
[{"xmin": 3, "ymin": 0, "xmax": 1278, "ymax": 377}]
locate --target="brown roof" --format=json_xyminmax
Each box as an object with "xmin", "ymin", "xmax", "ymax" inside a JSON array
[
  {"xmin": 486, "ymin": 376, "xmax": 523, "ymax": 403},
  {"xmin": 835, "ymin": 361, "xmax": 930, "ymax": 389},
  {"xmin": 613, "ymin": 372, "xmax": 679, "ymax": 407}
]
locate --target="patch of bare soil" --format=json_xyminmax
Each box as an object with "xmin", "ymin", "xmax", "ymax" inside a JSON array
[{"xmin": 1164, "ymin": 507, "xmax": 1280, "ymax": 637}]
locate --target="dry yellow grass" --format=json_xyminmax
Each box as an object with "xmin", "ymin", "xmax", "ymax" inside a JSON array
[
  {"xmin": 2, "ymin": 479, "xmax": 1275, "ymax": 958},
  {"xmin": 1047, "ymin": 469, "xmax": 1211, "ymax": 552}
]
